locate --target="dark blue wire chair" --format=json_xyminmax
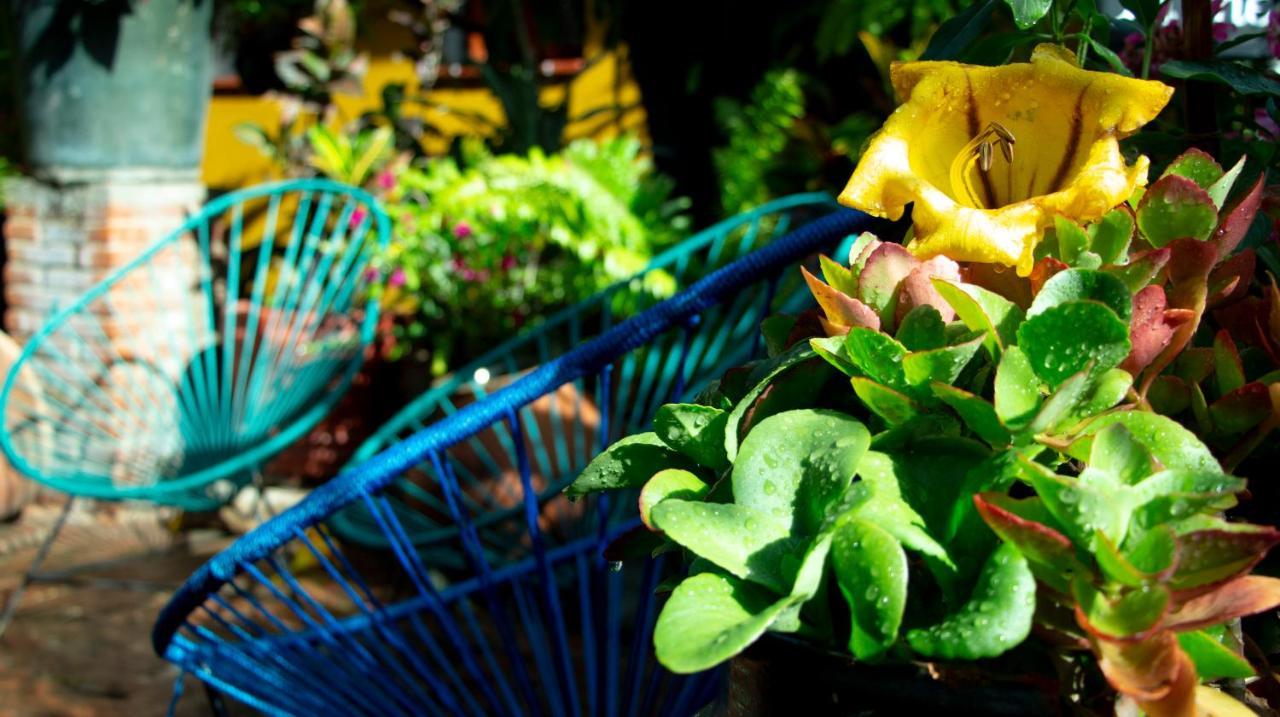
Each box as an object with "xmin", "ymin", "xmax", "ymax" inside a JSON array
[{"xmin": 151, "ymin": 207, "xmax": 875, "ymax": 716}]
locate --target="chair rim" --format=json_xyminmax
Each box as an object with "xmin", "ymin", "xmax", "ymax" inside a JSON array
[
  {"xmin": 0, "ymin": 178, "xmax": 392, "ymax": 503},
  {"xmin": 150, "ymin": 206, "xmax": 876, "ymax": 658}
]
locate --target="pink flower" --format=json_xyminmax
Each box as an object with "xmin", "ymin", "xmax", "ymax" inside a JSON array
[
  {"xmin": 1256, "ymin": 108, "xmax": 1280, "ymax": 141},
  {"xmin": 349, "ymin": 207, "xmax": 368, "ymax": 229},
  {"xmin": 1269, "ymin": 8, "xmax": 1280, "ymax": 57},
  {"xmin": 453, "ymin": 221, "xmax": 473, "ymax": 240},
  {"xmin": 363, "ymin": 267, "xmax": 381, "ymax": 282},
  {"xmin": 388, "ymin": 268, "xmax": 407, "ymax": 288},
  {"xmin": 377, "ymin": 170, "xmax": 396, "ymax": 190},
  {"xmin": 500, "ymin": 254, "xmax": 517, "ymax": 271}
]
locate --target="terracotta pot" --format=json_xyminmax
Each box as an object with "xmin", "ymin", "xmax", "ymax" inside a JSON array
[
  {"xmin": 380, "ymin": 371, "xmax": 598, "ymax": 556},
  {"xmin": 715, "ymin": 633, "xmax": 1061, "ymax": 717}
]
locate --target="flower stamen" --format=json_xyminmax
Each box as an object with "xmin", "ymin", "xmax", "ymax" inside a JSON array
[{"xmin": 949, "ymin": 122, "xmax": 1017, "ymax": 209}]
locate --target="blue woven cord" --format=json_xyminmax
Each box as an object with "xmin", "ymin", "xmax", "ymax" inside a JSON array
[{"xmin": 152, "ymin": 207, "xmax": 874, "ymax": 655}]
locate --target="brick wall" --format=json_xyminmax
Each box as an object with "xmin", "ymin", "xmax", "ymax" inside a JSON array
[{"xmin": 3, "ymin": 178, "xmax": 205, "ymax": 343}]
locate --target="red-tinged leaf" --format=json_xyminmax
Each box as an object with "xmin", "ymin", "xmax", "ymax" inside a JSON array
[
  {"xmin": 802, "ymin": 266, "xmax": 881, "ymax": 333},
  {"xmin": 1029, "ymin": 256, "xmax": 1068, "ymax": 295},
  {"xmin": 1210, "ymin": 382, "xmax": 1273, "ymax": 435},
  {"xmin": 1166, "ymin": 239, "xmax": 1218, "ymax": 301},
  {"xmin": 1207, "ymin": 249, "xmax": 1255, "ymax": 307},
  {"xmin": 1141, "ymin": 240, "xmax": 1215, "ymax": 396},
  {"xmin": 1093, "ymin": 630, "xmax": 1194, "ymax": 712},
  {"xmin": 850, "ymin": 233, "xmax": 883, "ymax": 267},
  {"xmin": 1268, "ymin": 273, "xmax": 1280, "ymax": 350},
  {"xmin": 1213, "ymin": 297, "xmax": 1275, "ymax": 356},
  {"xmin": 1170, "ymin": 528, "xmax": 1280, "ymax": 595},
  {"xmin": 1213, "ymin": 174, "xmax": 1265, "ymax": 261},
  {"xmin": 1163, "ymin": 576, "xmax": 1280, "ymax": 632},
  {"xmin": 1125, "ymin": 285, "xmax": 1177, "ymax": 375},
  {"xmin": 858, "ymin": 243, "xmax": 919, "ymax": 325},
  {"xmin": 1214, "ymin": 330, "xmax": 1246, "ymax": 395},
  {"xmin": 973, "ymin": 493, "xmax": 1077, "ymax": 570},
  {"xmin": 896, "ymin": 255, "xmax": 961, "ymax": 324}
]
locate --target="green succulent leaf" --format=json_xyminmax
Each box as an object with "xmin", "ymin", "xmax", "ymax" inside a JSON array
[
  {"xmin": 1028, "ymin": 269, "xmax": 1133, "ymax": 323},
  {"xmin": 1136, "ymin": 174, "xmax": 1219, "ymax": 247},
  {"xmin": 1074, "ymin": 580, "xmax": 1170, "ymax": 640},
  {"xmin": 896, "ymin": 305, "xmax": 947, "ymax": 351},
  {"xmin": 732, "ymin": 409, "xmax": 870, "ymax": 535},
  {"xmin": 1162, "ymin": 149, "xmax": 1224, "ymax": 191},
  {"xmin": 994, "ymin": 346, "xmax": 1042, "ymax": 429},
  {"xmin": 1021, "ymin": 455, "xmax": 1132, "ymax": 549},
  {"xmin": 1095, "ymin": 527, "xmax": 1176, "ymax": 586},
  {"xmin": 931, "ymin": 383, "xmax": 1012, "ymax": 446},
  {"xmin": 761, "ymin": 315, "xmax": 799, "ymax": 357},
  {"xmin": 845, "ymin": 328, "xmax": 909, "ymax": 390},
  {"xmin": 833, "ymin": 450, "xmax": 952, "ymax": 564},
  {"xmin": 1071, "ymin": 412, "xmax": 1219, "ymax": 473},
  {"xmin": 1016, "ymin": 301, "xmax": 1131, "ymax": 387},
  {"xmin": 568, "ymin": 432, "xmax": 694, "ymax": 497},
  {"xmin": 820, "ymin": 254, "xmax": 860, "ymax": 296},
  {"xmin": 932, "ymin": 278, "xmax": 1023, "ymax": 359},
  {"xmin": 1207, "ymin": 156, "xmax": 1246, "ymax": 209},
  {"xmin": 639, "ymin": 469, "xmax": 708, "ymax": 529},
  {"xmin": 906, "ymin": 543, "xmax": 1035, "ymax": 659},
  {"xmin": 654, "ymin": 404, "xmax": 731, "ymax": 472},
  {"xmin": 653, "ymin": 572, "xmax": 801, "ymax": 674},
  {"xmin": 1003, "ymin": 0, "xmax": 1053, "ymax": 28},
  {"xmin": 650, "ymin": 499, "xmax": 797, "ymax": 594},
  {"xmin": 1088, "ymin": 208, "xmax": 1135, "ymax": 265},
  {"xmin": 724, "ymin": 344, "xmax": 820, "ymax": 461},
  {"xmin": 810, "ymin": 336, "xmax": 858, "ymax": 377},
  {"xmin": 1178, "ymin": 629, "xmax": 1256, "ymax": 680},
  {"xmin": 833, "ymin": 519, "xmax": 909, "ymax": 659},
  {"xmin": 903, "ymin": 335, "xmax": 985, "ymax": 388},
  {"xmin": 851, "ymin": 378, "xmax": 922, "ymax": 426},
  {"xmin": 1054, "ymin": 216, "xmax": 1092, "ymax": 266}
]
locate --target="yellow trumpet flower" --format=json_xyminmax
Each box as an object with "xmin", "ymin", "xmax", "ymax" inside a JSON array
[{"xmin": 840, "ymin": 44, "xmax": 1173, "ymax": 276}]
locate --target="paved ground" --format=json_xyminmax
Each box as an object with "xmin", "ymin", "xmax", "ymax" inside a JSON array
[{"xmin": 0, "ymin": 501, "xmax": 237, "ymax": 716}]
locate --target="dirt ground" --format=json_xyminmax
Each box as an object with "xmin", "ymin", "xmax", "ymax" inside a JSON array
[{"xmin": 0, "ymin": 501, "xmax": 242, "ymax": 717}]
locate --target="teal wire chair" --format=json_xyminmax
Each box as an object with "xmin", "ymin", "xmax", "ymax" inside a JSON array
[
  {"xmin": 327, "ymin": 194, "xmax": 840, "ymax": 566},
  {"xmin": 0, "ymin": 179, "xmax": 391, "ymax": 634}
]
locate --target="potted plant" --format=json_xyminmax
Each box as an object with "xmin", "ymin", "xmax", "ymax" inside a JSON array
[
  {"xmin": 568, "ymin": 43, "xmax": 1280, "ymax": 715},
  {"xmin": 7, "ymin": 0, "xmax": 214, "ymax": 179}
]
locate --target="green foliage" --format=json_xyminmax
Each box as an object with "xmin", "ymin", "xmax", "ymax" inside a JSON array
[
  {"xmin": 713, "ymin": 70, "xmax": 808, "ymax": 217},
  {"xmin": 379, "ymin": 136, "xmax": 690, "ymax": 370}
]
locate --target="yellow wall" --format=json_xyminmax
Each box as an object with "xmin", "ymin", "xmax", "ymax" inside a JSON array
[{"xmin": 201, "ymin": 49, "xmax": 648, "ymax": 190}]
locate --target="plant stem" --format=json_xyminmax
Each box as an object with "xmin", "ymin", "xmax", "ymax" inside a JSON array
[{"xmin": 1141, "ymin": 26, "xmax": 1154, "ymax": 79}]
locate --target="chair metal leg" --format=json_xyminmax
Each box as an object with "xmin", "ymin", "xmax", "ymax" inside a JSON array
[
  {"xmin": 0, "ymin": 496, "xmax": 75, "ymax": 639},
  {"xmin": 205, "ymin": 681, "xmax": 230, "ymax": 717}
]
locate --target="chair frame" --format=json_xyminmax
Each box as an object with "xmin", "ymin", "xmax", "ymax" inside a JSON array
[{"xmin": 0, "ymin": 179, "xmax": 391, "ymax": 637}]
